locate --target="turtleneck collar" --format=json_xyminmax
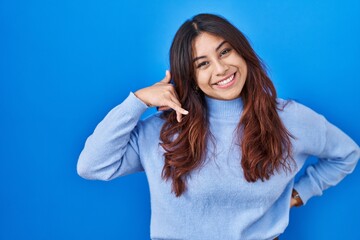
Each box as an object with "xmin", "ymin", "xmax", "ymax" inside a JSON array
[{"xmin": 205, "ymin": 96, "xmax": 244, "ymax": 118}]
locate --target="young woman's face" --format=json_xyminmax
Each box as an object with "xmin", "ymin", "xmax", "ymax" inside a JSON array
[{"xmin": 192, "ymin": 32, "xmax": 248, "ymax": 100}]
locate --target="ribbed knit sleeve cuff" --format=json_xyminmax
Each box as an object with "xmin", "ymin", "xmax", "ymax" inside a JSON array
[
  {"xmin": 293, "ymin": 170, "xmax": 322, "ymax": 205},
  {"xmin": 126, "ymin": 92, "xmax": 149, "ymax": 112},
  {"xmin": 104, "ymin": 92, "xmax": 149, "ymax": 124}
]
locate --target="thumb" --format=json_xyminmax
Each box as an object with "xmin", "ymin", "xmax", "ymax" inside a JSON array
[{"xmin": 160, "ymin": 70, "xmax": 171, "ymax": 83}]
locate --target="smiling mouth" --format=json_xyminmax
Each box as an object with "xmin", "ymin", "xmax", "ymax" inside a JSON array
[{"xmin": 214, "ymin": 72, "xmax": 236, "ymax": 86}]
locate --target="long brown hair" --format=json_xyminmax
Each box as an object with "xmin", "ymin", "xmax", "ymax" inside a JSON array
[{"xmin": 160, "ymin": 13, "xmax": 294, "ymax": 197}]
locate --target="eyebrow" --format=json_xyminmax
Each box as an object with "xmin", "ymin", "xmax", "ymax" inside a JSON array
[{"xmin": 192, "ymin": 40, "xmax": 228, "ymax": 63}]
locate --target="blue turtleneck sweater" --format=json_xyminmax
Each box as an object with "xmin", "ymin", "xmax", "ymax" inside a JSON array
[{"xmin": 77, "ymin": 92, "xmax": 359, "ymax": 240}]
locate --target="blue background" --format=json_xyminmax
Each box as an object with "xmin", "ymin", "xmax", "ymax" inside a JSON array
[{"xmin": 1, "ymin": 0, "xmax": 359, "ymax": 239}]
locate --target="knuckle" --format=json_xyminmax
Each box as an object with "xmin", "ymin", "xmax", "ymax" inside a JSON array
[{"xmin": 163, "ymin": 91, "xmax": 171, "ymax": 98}]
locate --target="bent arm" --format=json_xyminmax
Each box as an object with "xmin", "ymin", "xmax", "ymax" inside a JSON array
[
  {"xmin": 294, "ymin": 120, "xmax": 360, "ymax": 204},
  {"xmin": 77, "ymin": 92, "xmax": 148, "ymax": 180}
]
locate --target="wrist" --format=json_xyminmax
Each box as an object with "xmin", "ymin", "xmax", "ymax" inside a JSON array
[
  {"xmin": 134, "ymin": 90, "xmax": 151, "ymax": 107},
  {"xmin": 292, "ymin": 189, "xmax": 304, "ymax": 207}
]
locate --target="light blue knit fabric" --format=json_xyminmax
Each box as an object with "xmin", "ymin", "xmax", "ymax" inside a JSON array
[{"xmin": 78, "ymin": 92, "xmax": 359, "ymax": 240}]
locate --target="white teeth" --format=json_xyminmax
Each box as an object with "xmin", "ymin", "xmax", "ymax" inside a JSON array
[{"xmin": 217, "ymin": 74, "xmax": 234, "ymax": 86}]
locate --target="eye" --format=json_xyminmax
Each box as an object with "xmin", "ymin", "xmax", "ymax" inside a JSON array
[
  {"xmin": 197, "ymin": 61, "xmax": 209, "ymax": 69},
  {"xmin": 220, "ymin": 48, "xmax": 232, "ymax": 57}
]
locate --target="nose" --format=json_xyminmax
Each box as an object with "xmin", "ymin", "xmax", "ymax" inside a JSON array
[{"xmin": 213, "ymin": 59, "xmax": 229, "ymax": 76}]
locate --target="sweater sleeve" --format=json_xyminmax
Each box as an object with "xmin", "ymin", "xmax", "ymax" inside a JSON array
[
  {"xmin": 294, "ymin": 117, "xmax": 360, "ymax": 205},
  {"xmin": 77, "ymin": 92, "xmax": 148, "ymax": 180}
]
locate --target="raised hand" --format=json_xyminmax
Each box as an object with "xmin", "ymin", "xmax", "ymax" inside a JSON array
[{"xmin": 134, "ymin": 70, "xmax": 189, "ymax": 122}]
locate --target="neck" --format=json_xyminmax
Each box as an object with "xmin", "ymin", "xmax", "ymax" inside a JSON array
[{"xmin": 205, "ymin": 96, "xmax": 243, "ymax": 118}]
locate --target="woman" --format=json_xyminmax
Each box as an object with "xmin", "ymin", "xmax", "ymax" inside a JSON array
[{"xmin": 77, "ymin": 13, "xmax": 360, "ymax": 240}]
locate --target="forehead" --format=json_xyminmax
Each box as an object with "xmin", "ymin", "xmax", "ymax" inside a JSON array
[{"xmin": 193, "ymin": 32, "xmax": 226, "ymax": 56}]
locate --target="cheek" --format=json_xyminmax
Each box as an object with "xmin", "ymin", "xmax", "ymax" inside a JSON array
[
  {"xmin": 232, "ymin": 55, "xmax": 245, "ymax": 65},
  {"xmin": 238, "ymin": 57, "xmax": 247, "ymax": 71},
  {"xmin": 195, "ymin": 70, "xmax": 212, "ymax": 87},
  {"xmin": 241, "ymin": 60, "xmax": 248, "ymax": 78}
]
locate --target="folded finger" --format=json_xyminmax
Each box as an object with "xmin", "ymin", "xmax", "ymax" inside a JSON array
[{"xmin": 158, "ymin": 106, "xmax": 171, "ymax": 111}]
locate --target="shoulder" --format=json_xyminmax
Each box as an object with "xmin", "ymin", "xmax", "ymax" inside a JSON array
[
  {"xmin": 276, "ymin": 98, "xmax": 326, "ymax": 126},
  {"xmin": 137, "ymin": 111, "xmax": 165, "ymax": 134},
  {"xmin": 276, "ymin": 98, "xmax": 327, "ymax": 154},
  {"xmin": 142, "ymin": 111, "xmax": 165, "ymax": 124}
]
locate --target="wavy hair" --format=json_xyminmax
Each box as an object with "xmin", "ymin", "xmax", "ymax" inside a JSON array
[{"xmin": 160, "ymin": 13, "xmax": 294, "ymax": 197}]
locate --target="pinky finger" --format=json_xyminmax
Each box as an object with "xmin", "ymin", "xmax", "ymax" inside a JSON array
[{"xmin": 176, "ymin": 111, "xmax": 182, "ymax": 123}]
